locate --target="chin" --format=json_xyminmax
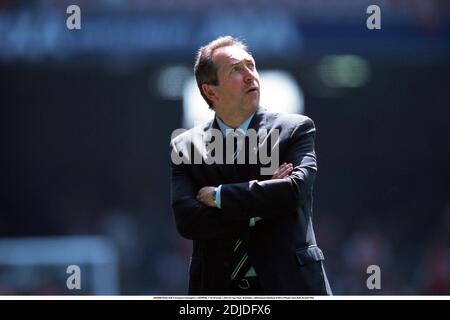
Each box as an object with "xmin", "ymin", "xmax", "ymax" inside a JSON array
[
  {"xmin": 246, "ymin": 98, "xmax": 260, "ymax": 108},
  {"xmin": 250, "ymin": 101, "xmax": 260, "ymax": 110}
]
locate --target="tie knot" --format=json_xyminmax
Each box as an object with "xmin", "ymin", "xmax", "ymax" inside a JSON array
[{"xmin": 226, "ymin": 128, "xmax": 245, "ymax": 139}]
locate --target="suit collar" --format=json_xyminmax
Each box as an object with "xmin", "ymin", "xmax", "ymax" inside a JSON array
[{"xmin": 202, "ymin": 106, "xmax": 266, "ymax": 144}]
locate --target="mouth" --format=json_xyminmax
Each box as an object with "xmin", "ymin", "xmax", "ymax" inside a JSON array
[{"xmin": 246, "ymin": 87, "xmax": 259, "ymax": 94}]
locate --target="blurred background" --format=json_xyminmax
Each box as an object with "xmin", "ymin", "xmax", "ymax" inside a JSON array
[{"xmin": 0, "ymin": 0, "xmax": 449, "ymax": 295}]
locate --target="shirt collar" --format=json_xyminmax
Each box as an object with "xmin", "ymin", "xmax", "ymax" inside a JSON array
[{"xmin": 215, "ymin": 112, "xmax": 255, "ymax": 137}]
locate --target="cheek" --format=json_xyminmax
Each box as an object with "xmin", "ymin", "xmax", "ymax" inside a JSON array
[
  {"xmin": 228, "ymin": 74, "xmax": 244, "ymax": 87},
  {"xmin": 224, "ymin": 84, "xmax": 242, "ymax": 98}
]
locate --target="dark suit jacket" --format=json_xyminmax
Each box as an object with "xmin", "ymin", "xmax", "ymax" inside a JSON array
[{"xmin": 170, "ymin": 107, "xmax": 332, "ymax": 295}]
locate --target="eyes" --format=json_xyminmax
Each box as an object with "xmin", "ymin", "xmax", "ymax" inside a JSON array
[{"xmin": 232, "ymin": 62, "xmax": 255, "ymax": 73}]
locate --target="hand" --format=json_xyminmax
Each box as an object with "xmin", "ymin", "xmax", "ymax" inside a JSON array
[
  {"xmin": 196, "ymin": 186, "xmax": 216, "ymax": 207},
  {"xmin": 271, "ymin": 162, "xmax": 293, "ymax": 179}
]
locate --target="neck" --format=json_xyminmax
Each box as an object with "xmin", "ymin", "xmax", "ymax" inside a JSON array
[{"xmin": 215, "ymin": 109, "xmax": 255, "ymax": 129}]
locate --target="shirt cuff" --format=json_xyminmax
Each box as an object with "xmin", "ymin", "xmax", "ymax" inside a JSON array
[
  {"xmin": 214, "ymin": 185, "xmax": 222, "ymax": 209},
  {"xmin": 250, "ymin": 217, "xmax": 262, "ymax": 227}
]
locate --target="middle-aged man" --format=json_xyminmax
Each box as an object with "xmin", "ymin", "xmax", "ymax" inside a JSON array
[{"xmin": 170, "ymin": 36, "xmax": 332, "ymax": 295}]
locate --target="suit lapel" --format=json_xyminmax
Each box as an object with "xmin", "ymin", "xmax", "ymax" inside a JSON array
[
  {"xmin": 241, "ymin": 107, "xmax": 267, "ymax": 181},
  {"xmin": 202, "ymin": 118, "xmax": 238, "ymax": 183}
]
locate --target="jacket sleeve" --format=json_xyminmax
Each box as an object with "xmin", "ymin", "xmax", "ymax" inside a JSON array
[
  {"xmin": 219, "ymin": 117, "xmax": 317, "ymax": 221},
  {"xmin": 170, "ymin": 140, "xmax": 249, "ymax": 240}
]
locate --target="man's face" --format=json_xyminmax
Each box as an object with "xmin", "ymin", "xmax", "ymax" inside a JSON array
[{"xmin": 210, "ymin": 45, "xmax": 260, "ymax": 115}]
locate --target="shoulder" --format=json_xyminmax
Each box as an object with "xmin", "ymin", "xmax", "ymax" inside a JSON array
[
  {"xmin": 170, "ymin": 120, "xmax": 211, "ymax": 148},
  {"xmin": 264, "ymin": 110, "xmax": 315, "ymax": 134}
]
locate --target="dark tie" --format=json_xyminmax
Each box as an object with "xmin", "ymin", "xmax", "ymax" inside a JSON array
[
  {"xmin": 228, "ymin": 129, "xmax": 252, "ymax": 280},
  {"xmin": 232, "ymin": 129, "xmax": 245, "ymax": 161},
  {"xmin": 230, "ymin": 239, "xmax": 251, "ymax": 280}
]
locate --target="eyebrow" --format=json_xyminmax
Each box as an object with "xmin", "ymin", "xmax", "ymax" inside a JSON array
[{"xmin": 227, "ymin": 58, "xmax": 254, "ymax": 70}]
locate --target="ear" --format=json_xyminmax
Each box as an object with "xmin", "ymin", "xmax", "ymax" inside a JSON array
[{"xmin": 201, "ymin": 83, "xmax": 219, "ymax": 104}]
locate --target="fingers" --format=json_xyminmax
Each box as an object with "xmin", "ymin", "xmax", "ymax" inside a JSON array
[
  {"xmin": 272, "ymin": 162, "xmax": 294, "ymax": 179},
  {"xmin": 197, "ymin": 192, "xmax": 207, "ymax": 205},
  {"xmin": 272, "ymin": 162, "xmax": 287, "ymax": 177},
  {"xmin": 278, "ymin": 163, "xmax": 293, "ymax": 178},
  {"xmin": 196, "ymin": 187, "xmax": 205, "ymax": 202},
  {"xmin": 278, "ymin": 163, "xmax": 294, "ymax": 179},
  {"xmin": 196, "ymin": 187, "xmax": 214, "ymax": 207}
]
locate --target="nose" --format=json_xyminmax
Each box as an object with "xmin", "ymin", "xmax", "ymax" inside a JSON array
[{"xmin": 244, "ymin": 66, "xmax": 258, "ymax": 84}]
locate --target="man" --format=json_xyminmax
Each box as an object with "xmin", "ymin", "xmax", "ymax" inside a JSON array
[{"xmin": 170, "ymin": 36, "xmax": 332, "ymax": 295}]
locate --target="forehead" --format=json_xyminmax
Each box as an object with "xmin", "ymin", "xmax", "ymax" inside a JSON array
[{"xmin": 212, "ymin": 46, "xmax": 254, "ymax": 69}]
